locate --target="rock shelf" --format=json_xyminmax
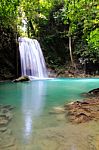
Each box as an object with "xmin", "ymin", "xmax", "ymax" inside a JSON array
[
  {"xmin": 65, "ymin": 88, "xmax": 99, "ymax": 123},
  {"xmin": 50, "ymin": 88, "xmax": 99, "ymax": 124},
  {"xmin": 65, "ymin": 98, "xmax": 99, "ymax": 123}
]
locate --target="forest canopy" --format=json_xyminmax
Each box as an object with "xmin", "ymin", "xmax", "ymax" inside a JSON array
[{"xmin": 0, "ymin": 0, "xmax": 99, "ymax": 69}]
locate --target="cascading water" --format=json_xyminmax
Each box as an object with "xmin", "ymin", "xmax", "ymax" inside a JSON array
[{"xmin": 18, "ymin": 37, "xmax": 48, "ymax": 78}]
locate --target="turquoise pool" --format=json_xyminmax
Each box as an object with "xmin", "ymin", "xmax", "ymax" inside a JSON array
[{"xmin": 0, "ymin": 78, "xmax": 99, "ymax": 150}]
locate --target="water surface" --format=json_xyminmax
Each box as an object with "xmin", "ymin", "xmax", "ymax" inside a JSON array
[{"xmin": 0, "ymin": 78, "xmax": 99, "ymax": 150}]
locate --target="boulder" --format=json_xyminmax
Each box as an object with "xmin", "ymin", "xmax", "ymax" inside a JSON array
[{"xmin": 13, "ymin": 76, "xmax": 30, "ymax": 82}]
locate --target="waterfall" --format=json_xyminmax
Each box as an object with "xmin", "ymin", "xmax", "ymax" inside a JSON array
[{"xmin": 18, "ymin": 37, "xmax": 48, "ymax": 78}]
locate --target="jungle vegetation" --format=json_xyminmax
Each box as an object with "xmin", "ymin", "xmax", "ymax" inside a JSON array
[{"xmin": 0, "ymin": 0, "xmax": 99, "ymax": 79}]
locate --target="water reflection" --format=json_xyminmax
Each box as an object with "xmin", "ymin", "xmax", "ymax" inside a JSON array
[{"xmin": 21, "ymin": 81, "xmax": 46, "ymax": 140}]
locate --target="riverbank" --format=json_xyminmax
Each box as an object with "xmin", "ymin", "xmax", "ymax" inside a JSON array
[{"xmin": 48, "ymin": 69, "xmax": 99, "ymax": 78}]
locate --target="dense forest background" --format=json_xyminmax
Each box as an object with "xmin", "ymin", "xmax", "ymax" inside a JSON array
[{"xmin": 0, "ymin": 0, "xmax": 99, "ymax": 80}]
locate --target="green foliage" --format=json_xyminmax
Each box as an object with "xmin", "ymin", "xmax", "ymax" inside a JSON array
[
  {"xmin": 60, "ymin": 0, "xmax": 99, "ymax": 63},
  {"xmin": 0, "ymin": 0, "xmax": 99, "ymax": 66},
  {"xmin": 88, "ymin": 28, "xmax": 99, "ymax": 49},
  {"xmin": 0, "ymin": 0, "xmax": 19, "ymax": 28}
]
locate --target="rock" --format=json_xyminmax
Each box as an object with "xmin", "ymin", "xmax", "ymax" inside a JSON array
[
  {"xmin": 81, "ymin": 88, "xmax": 99, "ymax": 98},
  {"xmin": 49, "ymin": 106, "xmax": 65, "ymax": 114},
  {"xmin": 0, "ymin": 104, "xmax": 17, "ymax": 149},
  {"xmin": 0, "ymin": 127, "xmax": 7, "ymax": 132},
  {"xmin": 3, "ymin": 105, "xmax": 15, "ymax": 111},
  {"xmin": 74, "ymin": 113, "xmax": 91, "ymax": 123},
  {"xmin": 6, "ymin": 112, "xmax": 13, "ymax": 120},
  {"xmin": 13, "ymin": 75, "xmax": 30, "ymax": 82},
  {"xmin": 0, "ymin": 115, "xmax": 9, "ymax": 126},
  {"xmin": 0, "ymin": 104, "xmax": 14, "ymax": 126},
  {"xmin": 65, "ymin": 96, "xmax": 99, "ymax": 123},
  {"xmin": 88, "ymin": 88, "xmax": 99, "ymax": 95},
  {"xmin": 50, "ymin": 93, "xmax": 99, "ymax": 124}
]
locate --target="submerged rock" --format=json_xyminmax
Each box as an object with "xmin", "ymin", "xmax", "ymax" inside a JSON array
[
  {"xmin": 49, "ymin": 87, "xmax": 99, "ymax": 124},
  {"xmin": 65, "ymin": 97, "xmax": 99, "ymax": 123},
  {"xmin": 0, "ymin": 104, "xmax": 17, "ymax": 149},
  {"xmin": 88, "ymin": 88, "xmax": 99, "ymax": 95},
  {"xmin": 50, "ymin": 92, "xmax": 99, "ymax": 123},
  {"xmin": 0, "ymin": 115, "xmax": 9, "ymax": 126},
  {"xmin": 0, "ymin": 104, "xmax": 14, "ymax": 126},
  {"xmin": 49, "ymin": 106, "xmax": 65, "ymax": 114},
  {"xmin": 81, "ymin": 88, "xmax": 99, "ymax": 97},
  {"xmin": 13, "ymin": 75, "xmax": 30, "ymax": 82},
  {"xmin": 0, "ymin": 127, "xmax": 7, "ymax": 132}
]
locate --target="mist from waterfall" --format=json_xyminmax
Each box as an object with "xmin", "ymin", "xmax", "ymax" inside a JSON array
[{"xmin": 18, "ymin": 37, "xmax": 48, "ymax": 78}]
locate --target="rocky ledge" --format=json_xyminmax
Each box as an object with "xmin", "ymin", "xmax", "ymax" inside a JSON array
[
  {"xmin": 65, "ymin": 97, "xmax": 99, "ymax": 123},
  {"xmin": 50, "ymin": 88, "xmax": 99, "ymax": 124},
  {"xmin": 66, "ymin": 88, "xmax": 99, "ymax": 123}
]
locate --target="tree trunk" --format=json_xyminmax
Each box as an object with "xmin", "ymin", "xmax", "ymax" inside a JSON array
[
  {"xmin": 69, "ymin": 36, "xmax": 76, "ymax": 68},
  {"xmin": 27, "ymin": 21, "xmax": 30, "ymax": 38},
  {"xmin": 69, "ymin": 36, "xmax": 73, "ymax": 65}
]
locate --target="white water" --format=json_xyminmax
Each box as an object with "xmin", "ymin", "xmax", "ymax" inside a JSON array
[{"xmin": 18, "ymin": 37, "xmax": 48, "ymax": 78}]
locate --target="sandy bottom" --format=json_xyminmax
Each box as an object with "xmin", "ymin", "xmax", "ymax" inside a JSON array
[{"xmin": 10, "ymin": 113, "xmax": 99, "ymax": 150}]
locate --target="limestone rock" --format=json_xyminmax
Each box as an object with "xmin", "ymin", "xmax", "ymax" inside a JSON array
[
  {"xmin": 65, "ymin": 97, "xmax": 99, "ymax": 123},
  {"xmin": 13, "ymin": 75, "xmax": 30, "ymax": 82}
]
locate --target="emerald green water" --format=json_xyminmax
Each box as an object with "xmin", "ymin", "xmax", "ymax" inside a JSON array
[{"xmin": 1, "ymin": 78, "xmax": 99, "ymax": 150}]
